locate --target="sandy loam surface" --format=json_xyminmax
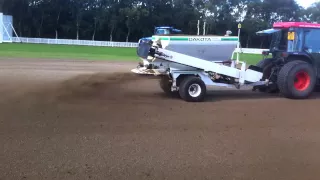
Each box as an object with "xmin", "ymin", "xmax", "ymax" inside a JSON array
[{"xmin": 1, "ymin": 57, "xmax": 320, "ymax": 180}]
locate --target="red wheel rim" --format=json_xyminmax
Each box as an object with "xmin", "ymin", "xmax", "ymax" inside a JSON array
[{"xmin": 294, "ymin": 71, "xmax": 310, "ymax": 91}]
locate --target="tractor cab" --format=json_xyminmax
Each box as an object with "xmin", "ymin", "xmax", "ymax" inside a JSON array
[
  {"xmin": 154, "ymin": 26, "xmax": 182, "ymax": 35},
  {"xmin": 138, "ymin": 26, "xmax": 182, "ymax": 44},
  {"xmin": 253, "ymin": 22, "xmax": 320, "ymax": 97},
  {"xmin": 256, "ymin": 22, "xmax": 320, "ymax": 63}
]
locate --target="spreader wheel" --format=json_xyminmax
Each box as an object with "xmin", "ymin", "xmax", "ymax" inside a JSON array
[
  {"xmin": 277, "ymin": 60, "xmax": 316, "ymax": 99},
  {"xmin": 159, "ymin": 76, "xmax": 179, "ymax": 97},
  {"xmin": 179, "ymin": 76, "xmax": 206, "ymax": 102}
]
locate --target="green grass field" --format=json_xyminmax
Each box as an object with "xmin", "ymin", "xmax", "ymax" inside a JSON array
[
  {"xmin": 0, "ymin": 43, "xmax": 264, "ymax": 65},
  {"xmin": 0, "ymin": 43, "xmax": 138, "ymax": 61}
]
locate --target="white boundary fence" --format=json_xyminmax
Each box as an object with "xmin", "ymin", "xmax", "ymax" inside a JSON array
[
  {"xmin": 11, "ymin": 37, "xmax": 268, "ymax": 54},
  {"xmin": 234, "ymin": 48, "xmax": 269, "ymax": 54},
  {"xmin": 11, "ymin": 37, "xmax": 138, "ymax": 48}
]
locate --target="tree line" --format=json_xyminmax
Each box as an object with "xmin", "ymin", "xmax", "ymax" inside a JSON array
[{"xmin": 0, "ymin": 0, "xmax": 319, "ymax": 48}]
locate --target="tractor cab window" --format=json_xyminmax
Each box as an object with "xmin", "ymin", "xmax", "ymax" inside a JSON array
[
  {"xmin": 279, "ymin": 30, "xmax": 288, "ymax": 50},
  {"xmin": 271, "ymin": 29, "xmax": 302, "ymax": 52},
  {"xmin": 287, "ymin": 29, "xmax": 304, "ymax": 52},
  {"xmin": 155, "ymin": 29, "xmax": 170, "ymax": 35},
  {"xmin": 269, "ymin": 29, "xmax": 288, "ymax": 51},
  {"xmin": 304, "ymin": 29, "xmax": 320, "ymax": 53}
]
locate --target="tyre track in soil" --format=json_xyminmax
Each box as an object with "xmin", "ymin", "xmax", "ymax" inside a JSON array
[{"xmin": 1, "ymin": 58, "xmax": 320, "ymax": 180}]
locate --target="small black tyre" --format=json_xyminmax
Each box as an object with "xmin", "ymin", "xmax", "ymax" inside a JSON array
[
  {"xmin": 159, "ymin": 76, "xmax": 179, "ymax": 97},
  {"xmin": 179, "ymin": 76, "xmax": 206, "ymax": 102},
  {"xmin": 277, "ymin": 60, "xmax": 316, "ymax": 99}
]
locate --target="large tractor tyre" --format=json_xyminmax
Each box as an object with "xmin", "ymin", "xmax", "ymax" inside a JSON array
[
  {"xmin": 277, "ymin": 60, "xmax": 316, "ymax": 99},
  {"xmin": 159, "ymin": 76, "xmax": 179, "ymax": 97},
  {"xmin": 256, "ymin": 58, "xmax": 279, "ymax": 93},
  {"xmin": 179, "ymin": 76, "xmax": 206, "ymax": 102}
]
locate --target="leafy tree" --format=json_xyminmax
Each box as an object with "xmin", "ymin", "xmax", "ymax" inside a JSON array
[{"xmin": 1, "ymin": 0, "xmax": 317, "ymax": 47}]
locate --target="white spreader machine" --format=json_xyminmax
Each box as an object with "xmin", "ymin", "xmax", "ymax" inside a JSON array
[{"xmin": 131, "ymin": 26, "xmax": 267, "ymax": 102}]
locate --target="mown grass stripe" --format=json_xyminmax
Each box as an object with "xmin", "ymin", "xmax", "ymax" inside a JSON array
[{"xmin": 0, "ymin": 42, "xmax": 265, "ymax": 65}]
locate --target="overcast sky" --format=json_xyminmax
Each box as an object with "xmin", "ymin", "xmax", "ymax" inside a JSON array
[{"xmin": 296, "ymin": 0, "xmax": 318, "ymax": 8}]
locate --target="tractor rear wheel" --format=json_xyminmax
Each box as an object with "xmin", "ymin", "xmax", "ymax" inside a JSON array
[
  {"xmin": 179, "ymin": 76, "xmax": 206, "ymax": 102},
  {"xmin": 277, "ymin": 60, "xmax": 316, "ymax": 99}
]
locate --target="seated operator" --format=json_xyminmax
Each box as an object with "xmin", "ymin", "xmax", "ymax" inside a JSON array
[{"xmin": 225, "ymin": 30, "xmax": 232, "ymax": 36}]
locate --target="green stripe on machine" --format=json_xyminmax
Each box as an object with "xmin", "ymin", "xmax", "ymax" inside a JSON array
[
  {"xmin": 152, "ymin": 36, "xmax": 239, "ymax": 41},
  {"xmin": 221, "ymin": 37, "xmax": 239, "ymax": 41},
  {"xmin": 152, "ymin": 37, "xmax": 188, "ymax": 41},
  {"xmin": 152, "ymin": 37, "xmax": 169, "ymax": 40},
  {"xmin": 170, "ymin": 37, "xmax": 189, "ymax": 41}
]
